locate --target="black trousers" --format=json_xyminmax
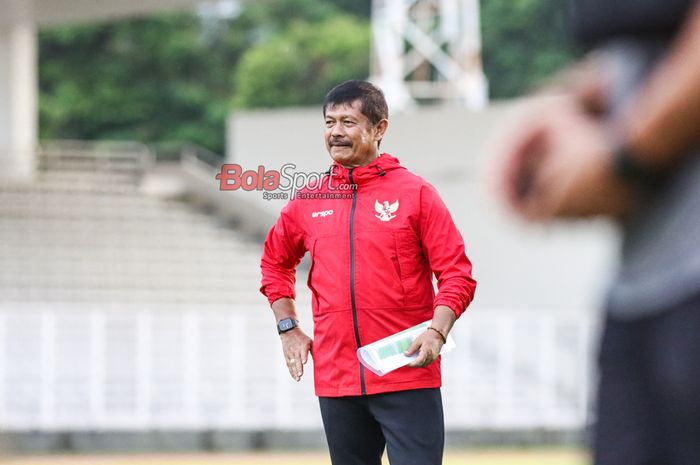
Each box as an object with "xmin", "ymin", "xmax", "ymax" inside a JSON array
[
  {"xmin": 594, "ymin": 295, "xmax": 700, "ymax": 465},
  {"xmin": 319, "ymin": 388, "xmax": 444, "ymax": 465}
]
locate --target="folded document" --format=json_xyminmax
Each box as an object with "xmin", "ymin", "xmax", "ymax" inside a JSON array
[{"xmin": 357, "ymin": 320, "xmax": 456, "ymax": 376}]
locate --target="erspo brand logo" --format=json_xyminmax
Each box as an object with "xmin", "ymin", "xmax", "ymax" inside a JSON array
[
  {"xmin": 311, "ymin": 210, "xmax": 334, "ymax": 218},
  {"xmin": 215, "ymin": 163, "xmax": 355, "ymax": 201}
]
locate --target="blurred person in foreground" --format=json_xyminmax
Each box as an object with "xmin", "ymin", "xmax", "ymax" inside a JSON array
[
  {"xmin": 497, "ymin": 1, "xmax": 700, "ymax": 464},
  {"xmin": 260, "ymin": 80, "xmax": 476, "ymax": 465}
]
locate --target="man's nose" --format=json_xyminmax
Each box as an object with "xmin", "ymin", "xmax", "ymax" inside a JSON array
[{"xmin": 330, "ymin": 122, "xmax": 345, "ymax": 137}]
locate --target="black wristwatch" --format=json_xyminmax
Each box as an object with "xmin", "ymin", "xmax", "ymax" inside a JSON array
[
  {"xmin": 611, "ymin": 143, "xmax": 663, "ymax": 191},
  {"xmin": 277, "ymin": 317, "xmax": 299, "ymax": 334}
]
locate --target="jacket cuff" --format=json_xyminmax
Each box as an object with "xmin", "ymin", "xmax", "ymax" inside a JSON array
[
  {"xmin": 260, "ymin": 285, "xmax": 296, "ymax": 306},
  {"xmin": 433, "ymin": 297, "xmax": 468, "ymax": 319}
]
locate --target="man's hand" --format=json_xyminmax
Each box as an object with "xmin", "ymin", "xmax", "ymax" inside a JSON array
[
  {"xmin": 280, "ymin": 328, "xmax": 313, "ymax": 382},
  {"xmin": 499, "ymin": 95, "xmax": 636, "ymax": 220},
  {"xmin": 271, "ymin": 298, "xmax": 312, "ymax": 382},
  {"xmin": 404, "ymin": 329, "xmax": 444, "ymax": 368}
]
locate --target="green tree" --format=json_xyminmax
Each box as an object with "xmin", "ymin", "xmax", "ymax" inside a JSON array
[
  {"xmin": 39, "ymin": 14, "xmax": 251, "ymax": 154},
  {"xmin": 232, "ymin": 17, "xmax": 370, "ymax": 108},
  {"xmin": 480, "ymin": 0, "xmax": 577, "ymax": 99}
]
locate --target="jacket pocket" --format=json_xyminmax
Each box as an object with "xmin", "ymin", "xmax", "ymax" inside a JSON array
[
  {"xmin": 394, "ymin": 230, "xmax": 432, "ymax": 306},
  {"xmin": 353, "ymin": 228, "xmax": 405, "ymax": 309},
  {"xmin": 307, "ymin": 234, "xmax": 351, "ymax": 313}
]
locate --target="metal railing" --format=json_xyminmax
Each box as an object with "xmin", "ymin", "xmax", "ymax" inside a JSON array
[
  {"xmin": 180, "ymin": 144, "xmax": 224, "ymax": 172},
  {"xmin": 36, "ymin": 140, "xmax": 154, "ymax": 182},
  {"xmin": 0, "ymin": 305, "xmax": 598, "ymax": 431}
]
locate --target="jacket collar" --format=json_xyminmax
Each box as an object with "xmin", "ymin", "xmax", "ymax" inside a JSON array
[{"xmin": 328, "ymin": 153, "xmax": 402, "ymax": 185}]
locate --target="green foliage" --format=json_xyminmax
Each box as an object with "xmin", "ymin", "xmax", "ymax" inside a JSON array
[
  {"xmin": 38, "ymin": 0, "xmax": 370, "ymax": 154},
  {"xmin": 39, "ymin": 14, "xmax": 249, "ymax": 154},
  {"xmin": 232, "ymin": 17, "xmax": 370, "ymax": 108},
  {"xmin": 37, "ymin": 0, "xmax": 575, "ymax": 153},
  {"xmin": 480, "ymin": 0, "xmax": 578, "ymax": 99}
]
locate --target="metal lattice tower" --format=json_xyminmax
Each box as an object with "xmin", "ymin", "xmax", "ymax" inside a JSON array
[{"xmin": 370, "ymin": 0, "xmax": 488, "ymax": 111}]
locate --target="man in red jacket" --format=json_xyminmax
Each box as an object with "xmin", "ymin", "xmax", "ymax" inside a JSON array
[{"xmin": 260, "ymin": 80, "xmax": 476, "ymax": 465}]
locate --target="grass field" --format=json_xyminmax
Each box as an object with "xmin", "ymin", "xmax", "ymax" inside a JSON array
[{"xmin": 0, "ymin": 449, "xmax": 588, "ymax": 465}]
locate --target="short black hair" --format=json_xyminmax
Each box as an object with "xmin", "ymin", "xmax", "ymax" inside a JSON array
[{"xmin": 323, "ymin": 80, "xmax": 389, "ymax": 126}]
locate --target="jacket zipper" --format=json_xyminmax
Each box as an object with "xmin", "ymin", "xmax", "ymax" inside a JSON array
[{"xmin": 348, "ymin": 169, "xmax": 366, "ymax": 395}]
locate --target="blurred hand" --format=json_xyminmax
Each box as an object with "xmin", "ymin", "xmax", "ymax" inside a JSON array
[
  {"xmin": 405, "ymin": 329, "xmax": 444, "ymax": 368},
  {"xmin": 499, "ymin": 95, "xmax": 635, "ymax": 221},
  {"xmin": 280, "ymin": 328, "xmax": 313, "ymax": 382},
  {"xmin": 537, "ymin": 52, "xmax": 611, "ymax": 116}
]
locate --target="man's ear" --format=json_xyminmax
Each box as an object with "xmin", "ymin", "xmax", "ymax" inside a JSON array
[{"xmin": 373, "ymin": 118, "xmax": 389, "ymax": 142}]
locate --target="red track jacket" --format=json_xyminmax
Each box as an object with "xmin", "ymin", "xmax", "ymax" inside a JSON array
[{"xmin": 260, "ymin": 153, "xmax": 476, "ymax": 396}]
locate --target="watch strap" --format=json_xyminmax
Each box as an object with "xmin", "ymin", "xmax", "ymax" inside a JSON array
[{"xmin": 611, "ymin": 143, "xmax": 663, "ymax": 191}]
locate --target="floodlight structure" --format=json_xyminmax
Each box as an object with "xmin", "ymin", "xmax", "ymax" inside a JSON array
[{"xmin": 371, "ymin": 0, "xmax": 488, "ymax": 111}]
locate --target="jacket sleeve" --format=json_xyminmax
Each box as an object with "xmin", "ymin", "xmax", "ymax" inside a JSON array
[
  {"xmin": 259, "ymin": 201, "xmax": 307, "ymax": 306},
  {"xmin": 418, "ymin": 182, "xmax": 476, "ymax": 318}
]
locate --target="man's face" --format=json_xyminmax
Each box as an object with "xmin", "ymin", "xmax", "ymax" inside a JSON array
[{"xmin": 324, "ymin": 100, "xmax": 386, "ymax": 168}]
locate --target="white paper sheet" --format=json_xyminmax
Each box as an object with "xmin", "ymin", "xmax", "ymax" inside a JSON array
[{"xmin": 356, "ymin": 320, "xmax": 456, "ymax": 376}]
